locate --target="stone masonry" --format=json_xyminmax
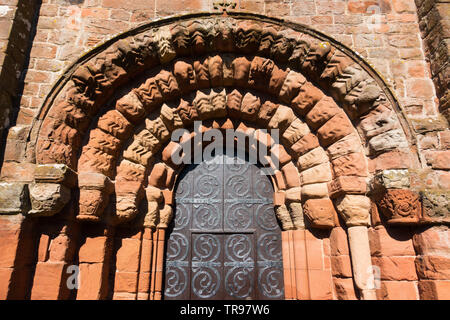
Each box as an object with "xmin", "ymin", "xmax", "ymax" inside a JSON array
[{"xmin": 0, "ymin": 0, "xmax": 448, "ymax": 300}]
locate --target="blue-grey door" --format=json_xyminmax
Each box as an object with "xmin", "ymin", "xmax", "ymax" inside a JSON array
[{"xmin": 164, "ymin": 154, "xmax": 284, "ymax": 300}]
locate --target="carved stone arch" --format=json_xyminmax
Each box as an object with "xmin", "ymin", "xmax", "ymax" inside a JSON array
[{"xmin": 27, "ymin": 13, "xmax": 425, "ymax": 300}]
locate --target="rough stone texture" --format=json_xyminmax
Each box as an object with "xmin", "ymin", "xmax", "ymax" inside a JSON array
[
  {"xmin": 29, "ymin": 183, "xmax": 71, "ymax": 217},
  {"xmin": 336, "ymin": 195, "xmax": 371, "ymax": 227},
  {"xmin": 420, "ymin": 190, "xmax": 450, "ymax": 224},
  {"xmin": 378, "ymin": 189, "xmax": 422, "ymax": 224},
  {"xmin": 0, "ymin": 1, "xmax": 448, "ymax": 301},
  {"xmin": 0, "ymin": 182, "xmax": 29, "ymax": 214},
  {"xmin": 303, "ymin": 198, "xmax": 336, "ymax": 229}
]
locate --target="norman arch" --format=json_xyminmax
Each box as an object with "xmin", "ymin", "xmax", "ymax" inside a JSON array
[{"xmin": 2, "ymin": 12, "xmax": 438, "ymax": 300}]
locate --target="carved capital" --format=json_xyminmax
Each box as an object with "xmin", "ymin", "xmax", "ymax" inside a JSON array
[
  {"xmin": 303, "ymin": 198, "xmax": 336, "ymax": 229},
  {"xmin": 158, "ymin": 205, "xmax": 174, "ymax": 229},
  {"xmin": 275, "ymin": 204, "xmax": 295, "ymax": 231},
  {"xmin": 77, "ymin": 172, "xmax": 114, "ymax": 221},
  {"xmin": 378, "ymin": 189, "xmax": 421, "ymax": 225},
  {"xmin": 336, "ymin": 194, "xmax": 371, "ymax": 227}
]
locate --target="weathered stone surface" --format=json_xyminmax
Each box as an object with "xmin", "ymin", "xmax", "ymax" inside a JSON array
[
  {"xmin": 359, "ymin": 105, "xmax": 399, "ymax": 139},
  {"xmin": 326, "ymin": 133, "xmax": 363, "ymax": 161},
  {"xmin": 282, "ymin": 118, "xmax": 309, "ymax": 146},
  {"xmin": 303, "ymin": 198, "xmax": 336, "ymax": 229},
  {"xmin": 160, "ymin": 103, "xmax": 183, "ymax": 132},
  {"xmin": 28, "ymin": 183, "xmax": 71, "ymax": 217},
  {"xmin": 301, "ymin": 183, "xmax": 330, "ymax": 200},
  {"xmin": 78, "ymin": 189, "xmax": 109, "ymax": 222},
  {"xmin": 372, "ymin": 169, "xmax": 410, "ymax": 191},
  {"xmin": 305, "ymin": 96, "xmax": 341, "ymax": 130},
  {"xmin": 0, "ymin": 183, "xmax": 30, "ymax": 214},
  {"xmin": 331, "ymin": 152, "xmax": 368, "ymax": 177},
  {"xmin": 116, "ymin": 91, "xmax": 146, "ymax": 123},
  {"xmin": 290, "ymin": 133, "xmax": 320, "ymax": 157},
  {"xmin": 288, "ymin": 202, "xmax": 305, "ymax": 229},
  {"xmin": 291, "ymin": 81, "xmax": 324, "ymax": 116},
  {"xmin": 368, "ymin": 129, "xmax": 409, "ymax": 153},
  {"xmin": 317, "ymin": 112, "xmax": 354, "ymax": 147},
  {"xmin": 257, "ymin": 100, "xmax": 278, "ymax": 127},
  {"xmin": 279, "ymin": 70, "xmax": 306, "ymax": 103},
  {"xmin": 297, "ymin": 147, "xmax": 329, "ymax": 171},
  {"xmin": 281, "ymin": 162, "xmax": 299, "ymax": 188},
  {"xmin": 275, "ymin": 205, "xmax": 295, "ymax": 230},
  {"xmin": 369, "ymin": 225, "xmax": 415, "ymax": 257},
  {"xmin": 34, "ymin": 164, "xmax": 77, "ymax": 187},
  {"xmin": 336, "ymin": 195, "xmax": 371, "ymax": 227},
  {"xmin": 193, "ymin": 88, "xmax": 227, "ymax": 120},
  {"xmin": 240, "ymin": 91, "xmax": 261, "ymax": 121},
  {"xmin": 268, "ymin": 105, "xmax": 295, "ymax": 132},
  {"xmin": 378, "ymin": 189, "xmax": 421, "ymax": 225},
  {"xmin": 78, "ymin": 172, "xmax": 113, "ymax": 192},
  {"xmin": 420, "ymin": 190, "xmax": 450, "ymax": 224},
  {"xmin": 300, "ymin": 162, "xmax": 333, "ymax": 185},
  {"xmin": 415, "ymin": 255, "xmax": 450, "ymax": 280},
  {"xmin": 346, "ymin": 225, "xmax": 377, "ymax": 299},
  {"xmin": 158, "ymin": 205, "xmax": 173, "ymax": 229},
  {"xmin": 418, "ymin": 280, "xmax": 450, "ymax": 300},
  {"xmin": 372, "ymin": 256, "xmax": 418, "ymax": 281},
  {"xmin": 328, "ymin": 176, "xmax": 367, "ymax": 198},
  {"xmin": 285, "ymin": 187, "xmax": 301, "ymax": 202}
]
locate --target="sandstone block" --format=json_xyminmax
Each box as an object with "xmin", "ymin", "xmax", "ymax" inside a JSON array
[
  {"xmin": 328, "ymin": 176, "xmax": 367, "ymax": 198},
  {"xmin": 29, "ymin": 183, "xmax": 71, "ymax": 217},
  {"xmin": 303, "ymin": 198, "xmax": 336, "ymax": 229},
  {"xmin": 297, "ymin": 147, "xmax": 329, "ymax": 171},
  {"xmin": 378, "ymin": 189, "xmax": 421, "ymax": 225},
  {"xmin": 368, "ymin": 129, "xmax": 409, "ymax": 153},
  {"xmin": 336, "ymin": 195, "xmax": 371, "ymax": 227},
  {"xmin": 420, "ymin": 190, "xmax": 450, "ymax": 224},
  {"xmin": 34, "ymin": 164, "xmax": 77, "ymax": 187},
  {"xmin": 301, "ymin": 183, "xmax": 330, "ymax": 200},
  {"xmin": 0, "ymin": 182, "xmax": 30, "ymax": 214},
  {"xmin": 368, "ymin": 225, "xmax": 416, "ymax": 257},
  {"xmin": 300, "ymin": 162, "xmax": 333, "ymax": 185}
]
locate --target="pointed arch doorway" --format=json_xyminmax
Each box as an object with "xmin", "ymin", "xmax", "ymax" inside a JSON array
[{"xmin": 163, "ymin": 153, "xmax": 285, "ymax": 300}]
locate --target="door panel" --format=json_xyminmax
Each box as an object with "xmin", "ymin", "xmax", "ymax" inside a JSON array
[{"xmin": 164, "ymin": 155, "xmax": 284, "ymax": 300}]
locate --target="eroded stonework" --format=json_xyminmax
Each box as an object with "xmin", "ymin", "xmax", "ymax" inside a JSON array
[{"xmin": 0, "ymin": 11, "xmax": 448, "ymax": 301}]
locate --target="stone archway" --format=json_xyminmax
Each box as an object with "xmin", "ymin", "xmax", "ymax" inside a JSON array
[{"xmin": 16, "ymin": 12, "xmax": 426, "ymax": 300}]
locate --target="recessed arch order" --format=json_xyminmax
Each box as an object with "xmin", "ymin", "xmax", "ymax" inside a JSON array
[{"xmin": 28, "ymin": 12, "xmax": 422, "ymax": 300}]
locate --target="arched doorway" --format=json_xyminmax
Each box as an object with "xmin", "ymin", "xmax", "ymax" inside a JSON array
[{"xmin": 164, "ymin": 154, "xmax": 284, "ymax": 300}]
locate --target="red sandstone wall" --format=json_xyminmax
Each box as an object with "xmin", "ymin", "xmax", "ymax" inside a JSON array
[{"xmin": 0, "ymin": 0, "xmax": 448, "ymax": 300}]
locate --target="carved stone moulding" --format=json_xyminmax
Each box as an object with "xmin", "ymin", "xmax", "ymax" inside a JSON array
[{"xmin": 420, "ymin": 190, "xmax": 450, "ymax": 225}]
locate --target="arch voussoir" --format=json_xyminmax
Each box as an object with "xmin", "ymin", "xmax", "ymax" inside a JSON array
[{"xmin": 32, "ymin": 14, "xmax": 419, "ymax": 236}]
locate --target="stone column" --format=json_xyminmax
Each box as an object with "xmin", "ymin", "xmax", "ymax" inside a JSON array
[{"xmin": 337, "ymin": 195, "xmax": 377, "ymax": 300}]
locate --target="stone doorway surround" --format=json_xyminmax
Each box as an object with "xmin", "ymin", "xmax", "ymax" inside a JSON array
[{"xmin": 0, "ymin": 12, "xmax": 448, "ymax": 300}]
